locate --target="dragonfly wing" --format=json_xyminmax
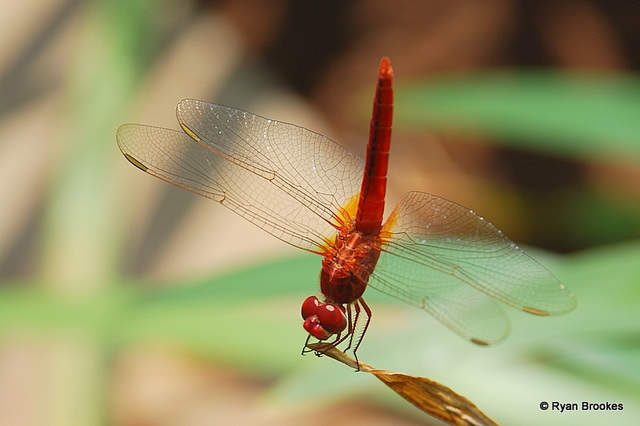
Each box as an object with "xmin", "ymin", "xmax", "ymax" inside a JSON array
[
  {"xmin": 370, "ymin": 264, "xmax": 510, "ymax": 344},
  {"xmin": 176, "ymin": 99, "xmax": 363, "ymax": 220},
  {"xmin": 116, "ymin": 120, "xmax": 361, "ymax": 253},
  {"xmin": 369, "ymin": 191, "xmax": 577, "ymax": 344}
]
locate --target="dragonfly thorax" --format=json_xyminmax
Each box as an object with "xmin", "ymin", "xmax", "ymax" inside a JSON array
[{"xmin": 319, "ymin": 226, "xmax": 381, "ymax": 304}]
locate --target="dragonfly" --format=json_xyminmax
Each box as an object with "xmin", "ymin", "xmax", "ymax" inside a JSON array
[{"xmin": 117, "ymin": 57, "xmax": 576, "ymax": 355}]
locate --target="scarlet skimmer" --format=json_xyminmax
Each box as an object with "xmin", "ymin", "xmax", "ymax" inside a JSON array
[{"xmin": 117, "ymin": 57, "xmax": 576, "ymax": 353}]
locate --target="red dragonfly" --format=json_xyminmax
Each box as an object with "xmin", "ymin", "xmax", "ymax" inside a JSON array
[{"xmin": 117, "ymin": 57, "xmax": 576, "ymax": 354}]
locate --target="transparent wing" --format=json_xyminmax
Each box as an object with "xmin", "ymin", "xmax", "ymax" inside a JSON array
[
  {"xmin": 116, "ymin": 100, "xmax": 364, "ymax": 252},
  {"xmin": 369, "ymin": 191, "xmax": 577, "ymax": 345}
]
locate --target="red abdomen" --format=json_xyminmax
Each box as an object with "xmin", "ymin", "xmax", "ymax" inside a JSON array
[{"xmin": 355, "ymin": 57, "xmax": 394, "ymax": 235}]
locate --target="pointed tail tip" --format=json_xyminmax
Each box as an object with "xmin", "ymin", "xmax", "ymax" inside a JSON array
[{"xmin": 379, "ymin": 57, "xmax": 393, "ymax": 77}]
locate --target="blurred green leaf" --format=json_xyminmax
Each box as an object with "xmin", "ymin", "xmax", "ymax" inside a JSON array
[
  {"xmin": 395, "ymin": 71, "xmax": 640, "ymax": 160},
  {"xmin": 2, "ymin": 242, "xmax": 639, "ymax": 422}
]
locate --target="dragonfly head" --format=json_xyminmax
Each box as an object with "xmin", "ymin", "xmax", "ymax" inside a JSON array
[{"xmin": 301, "ymin": 296, "xmax": 347, "ymax": 340}]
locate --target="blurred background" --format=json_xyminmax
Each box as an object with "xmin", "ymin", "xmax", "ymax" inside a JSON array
[{"xmin": 0, "ymin": 0, "xmax": 639, "ymax": 424}]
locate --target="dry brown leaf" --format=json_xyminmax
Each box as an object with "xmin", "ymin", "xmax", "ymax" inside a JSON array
[{"xmin": 307, "ymin": 343, "xmax": 498, "ymax": 426}]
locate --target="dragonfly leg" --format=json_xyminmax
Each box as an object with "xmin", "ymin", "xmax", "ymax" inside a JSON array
[
  {"xmin": 341, "ymin": 302, "xmax": 360, "ymax": 353},
  {"xmin": 350, "ymin": 297, "xmax": 372, "ymax": 358},
  {"xmin": 340, "ymin": 299, "xmax": 372, "ymax": 370},
  {"xmin": 301, "ymin": 334, "xmax": 314, "ymax": 355}
]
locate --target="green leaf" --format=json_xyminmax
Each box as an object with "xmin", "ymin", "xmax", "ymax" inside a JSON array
[{"xmin": 395, "ymin": 71, "xmax": 640, "ymax": 160}]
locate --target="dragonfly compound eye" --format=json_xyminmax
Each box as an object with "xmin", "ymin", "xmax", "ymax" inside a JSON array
[
  {"xmin": 316, "ymin": 303, "xmax": 347, "ymax": 334},
  {"xmin": 302, "ymin": 296, "xmax": 346, "ymax": 340},
  {"xmin": 301, "ymin": 295, "xmax": 321, "ymax": 319},
  {"xmin": 303, "ymin": 315, "xmax": 332, "ymax": 340}
]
